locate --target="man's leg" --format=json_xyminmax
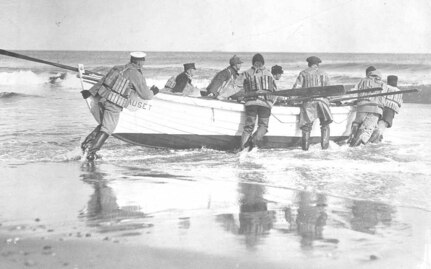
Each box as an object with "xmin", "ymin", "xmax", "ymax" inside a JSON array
[
  {"xmin": 81, "ymin": 125, "xmax": 101, "ymax": 153},
  {"xmin": 320, "ymin": 123, "xmax": 330, "ymax": 150},
  {"xmin": 251, "ymin": 106, "xmax": 271, "ymax": 148},
  {"xmin": 241, "ymin": 106, "xmax": 258, "ymax": 150},
  {"xmin": 300, "ymin": 123, "xmax": 313, "ymax": 151},
  {"xmin": 350, "ymin": 113, "xmax": 379, "ymax": 147},
  {"xmin": 87, "ymin": 102, "xmax": 121, "ymax": 161},
  {"xmin": 317, "ymin": 102, "xmax": 333, "ymax": 150}
]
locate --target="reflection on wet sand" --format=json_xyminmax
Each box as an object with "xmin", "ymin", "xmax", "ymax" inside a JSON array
[
  {"xmin": 80, "ymin": 167, "xmax": 149, "ymax": 233},
  {"xmin": 350, "ymin": 200, "xmax": 393, "ymax": 234},
  {"xmin": 77, "ymin": 165, "xmax": 406, "ymax": 262},
  {"xmin": 294, "ymin": 192, "xmax": 328, "ymax": 249},
  {"xmin": 237, "ymin": 171, "xmax": 275, "ymax": 249}
]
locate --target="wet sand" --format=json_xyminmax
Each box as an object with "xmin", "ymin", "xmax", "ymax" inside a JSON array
[{"xmin": 1, "ymin": 162, "xmax": 431, "ymax": 269}]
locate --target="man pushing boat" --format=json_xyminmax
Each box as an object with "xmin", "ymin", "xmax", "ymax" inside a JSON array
[
  {"xmin": 293, "ymin": 56, "xmax": 333, "ymax": 151},
  {"xmin": 80, "ymin": 52, "xmax": 159, "ymax": 162},
  {"xmin": 240, "ymin": 53, "xmax": 278, "ymax": 151},
  {"xmin": 205, "ymin": 55, "xmax": 243, "ymax": 99}
]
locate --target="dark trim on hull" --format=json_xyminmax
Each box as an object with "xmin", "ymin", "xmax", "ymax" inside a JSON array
[{"xmin": 113, "ymin": 133, "xmax": 348, "ymax": 150}]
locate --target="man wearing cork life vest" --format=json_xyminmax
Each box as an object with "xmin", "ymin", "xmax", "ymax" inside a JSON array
[
  {"xmin": 349, "ymin": 67, "xmax": 388, "ymax": 147},
  {"xmin": 368, "ymin": 75, "xmax": 403, "ymax": 143},
  {"xmin": 240, "ymin": 53, "xmax": 277, "ymax": 151},
  {"xmin": 205, "ymin": 55, "xmax": 243, "ymax": 99},
  {"xmin": 293, "ymin": 56, "xmax": 332, "ymax": 151},
  {"xmin": 80, "ymin": 52, "xmax": 159, "ymax": 162}
]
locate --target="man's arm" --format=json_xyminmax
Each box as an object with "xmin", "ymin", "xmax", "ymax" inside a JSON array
[
  {"xmin": 207, "ymin": 70, "xmax": 230, "ymax": 95},
  {"xmin": 292, "ymin": 72, "xmax": 304, "ymax": 89},
  {"xmin": 128, "ymin": 69, "xmax": 154, "ymax": 100}
]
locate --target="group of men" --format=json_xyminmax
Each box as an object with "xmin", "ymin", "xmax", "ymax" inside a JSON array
[{"xmin": 79, "ymin": 51, "xmax": 403, "ymax": 162}]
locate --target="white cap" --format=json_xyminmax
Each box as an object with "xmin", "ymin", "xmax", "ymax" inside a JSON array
[{"xmin": 130, "ymin": 52, "xmax": 146, "ymax": 59}]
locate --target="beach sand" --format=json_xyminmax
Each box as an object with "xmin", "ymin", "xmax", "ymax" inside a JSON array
[{"xmin": 1, "ymin": 162, "xmax": 430, "ymax": 269}]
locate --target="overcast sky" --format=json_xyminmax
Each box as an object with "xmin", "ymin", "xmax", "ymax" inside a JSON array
[{"xmin": 1, "ymin": 0, "xmax": 430, "ymax": 53}]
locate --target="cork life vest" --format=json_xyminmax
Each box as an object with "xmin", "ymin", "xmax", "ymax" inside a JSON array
[
  {"xmin": 355, "ymin": 77, "xmax": 385, "ymax": 115},
  {"xmin": 164, "ymin": 76, "xmax": 176, "ymax": 89},
  {"xmin": 383, "ymin": 85, "xmax": 403, "ymax": 113},
  {"xmin": 99, "ymin": 66, "xmax": 132, "ymax": 108},
  {"xmin": 243, "ymin": 68, "xmax": 274, "ymax": 102}
]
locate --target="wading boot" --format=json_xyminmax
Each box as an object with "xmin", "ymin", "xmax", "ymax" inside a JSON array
[
  {"xmin": 81, "ymin": 125, "xmax": 101, "ymax": 153},
  {"xmin": 87, "ymin": 131, "xmax": 109, "ymax": 161},
  {"xmin": 349, "ymin": 129, "xmax": 364, "ymax": 147},
  {"xmin": 368, "ymin": 128, "xmax": 381, "ymax": 143},
  {"xmin": 321, "ymin": 125, "xmax": 330, "ymax": 150},
  {"xmin": 347, "ymin": 123, "xmax": 359, "ymax": 145},
  {"xmin": 301, "ymin": 130, "xmax": 311, "ymax": 151},
  {"xmin": 240, "ymin": 133, "xmax": 254, "ymax": 152}
]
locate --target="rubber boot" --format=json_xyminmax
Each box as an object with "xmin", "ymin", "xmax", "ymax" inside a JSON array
[
  {"xmin": 301, "ymin": 130, "xmax": 310, "ymax": 151},
  {"xmin": 349, "ymin": 129, "xmax": 364, "ymax": 147},
  {"xmin": 81, "ymin": 125, "xmax": 101, "ymax": 153},
  {"xmin": 87, "ymin": 131, "xmax": 109, "ymax": 161},
  {"xmin": 347, "ymin": 123, "xmax": 359, "ymax": 145},
  {"xmin": 368, "ymin": 128, "xmax": 381, "ymax": 143},
  {"xmin": 240, "ymin": 133, "xmax": 254, "ymax": 152},
  {"xmin": 321, "ymin": 125, "xmax": 330, "ymax": 150}
]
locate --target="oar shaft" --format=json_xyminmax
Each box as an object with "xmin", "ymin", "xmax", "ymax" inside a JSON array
[
  {"xmin": 0, "ymin": 49, "xmax": 103, "ymax": 76},
  {"xmin": 344, "ymin": 87, "xmax": 383, "ymax": 95},
  {"xmin": 330, "ymin": 89, "xmax": 418, "ymax": 102}
]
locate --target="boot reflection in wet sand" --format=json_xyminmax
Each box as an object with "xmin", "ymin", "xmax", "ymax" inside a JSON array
[
  {"xmin": 238, "ymin": 171, "xmax": 275, "ymax": 249},
  {"xmin": 295, "ymin": 191, "xmax": 328, "ymax": 249},
  {"xmin": 80, "ymin": 169, "xmax": 146, "ymax": 231}
]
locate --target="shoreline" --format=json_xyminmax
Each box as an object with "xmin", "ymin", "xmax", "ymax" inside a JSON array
[{"xmin": 1, "ymin": 162, "xmax": 430, "ymax": 268}]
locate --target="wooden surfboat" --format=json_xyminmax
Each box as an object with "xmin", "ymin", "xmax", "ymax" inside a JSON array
[{"xmin": 78, "ymin": 65, "xmax": 355, "ymax": 150}]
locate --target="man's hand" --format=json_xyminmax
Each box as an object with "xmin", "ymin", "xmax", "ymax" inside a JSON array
[
  {"xmin": 150, "ymin": 85, "xmax": 159, "ymax": 95},
  {"xmin": 81, "ymin": 90, "xmax": 91, "ymax": 99}
]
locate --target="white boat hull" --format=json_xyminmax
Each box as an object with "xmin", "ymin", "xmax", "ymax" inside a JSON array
[{"xmin": 84, "ymin": 91, "xmax": 356, "ymax": 150}]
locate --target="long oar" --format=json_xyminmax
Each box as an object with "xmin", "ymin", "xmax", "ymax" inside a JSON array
[
  {"xmin": 283, "ymin": 87, "xmax": 384, "ymax": 103},
  {"xmin": 344, "ymin": 87, "xmax": 383, "ymax": 95},
  {"xmin": 330, "ymin": 89, "xmax": 419, "ymax": 103},
  {"xmin": 0, "ymin": 49, "xmax": 103, "ymax": 76},
  {"xmin": 248, "ymin": 85, "xmax": 346, "ymax": 98}
]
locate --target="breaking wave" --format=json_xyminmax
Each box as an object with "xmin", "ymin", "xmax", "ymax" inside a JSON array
[{"xmin": 0, "ymin": 91, "xmax": 39, "ymax": 99}]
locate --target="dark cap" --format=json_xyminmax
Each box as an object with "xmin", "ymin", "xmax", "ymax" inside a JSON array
[
  {"xmin": 229, "ymin": 55, "xmax": 243, "ymax": 66},
  {"xmin": 183, "ymin": 63, "xmax": 196, "ymax": 71},
  {"xmin": 252, "ymin": 53, "xmax": 265, "ymax": 65},
  {"xmin": 306, "ymin": 56, "xmax": 321, "ymax": 65},
  {"xmin": 387, "ymin": 75, "xmax": 398, "ymax": 87},
  {"xmin": 271, "ymin": 65, "xmax": 284, "ymax": 75},
  {"xmin": 366, "ymin": 66, "xmax": 376, "ymax": 75}
]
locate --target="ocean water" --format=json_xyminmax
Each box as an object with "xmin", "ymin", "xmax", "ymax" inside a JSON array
[{"xmin": 1, "ymin": 51, "xmax": 431, "ymax": 268}]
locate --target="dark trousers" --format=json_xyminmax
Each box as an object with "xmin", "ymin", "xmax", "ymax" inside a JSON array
[{"xmin": 241, "ymin": 105, "xmax": 271, "ymax": 147}]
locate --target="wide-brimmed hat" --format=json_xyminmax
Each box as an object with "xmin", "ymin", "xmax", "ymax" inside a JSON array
[
  {"xmin": 130, "ymin": 52, "xmax": 146, "ymax": 61},
  {"xmin": 306, "ymin": 56, "xmax": 321, "ymax": 65},
  {"xmin": 229, "ymin": 55, "xmax": 243, "ymax": 66},
  {"xmin": 184, "ymin": 63, "xmax": 196, "ymax": 71},
  {"xmin": 271, "ymin": 65, "xmax": 284, "ymax": 75}
]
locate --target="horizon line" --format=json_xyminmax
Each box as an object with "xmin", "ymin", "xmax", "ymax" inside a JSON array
[{"xmin": 4, "ymin": 49, "xmax": 431, "ymax": 55}]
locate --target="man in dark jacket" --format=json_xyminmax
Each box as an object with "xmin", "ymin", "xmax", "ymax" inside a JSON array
[
  {"xmin": 80, "ymin": 52, "xmax": 159, "ymax": 162},
  {"xmin": 172, "ymin": 63, "xmax": 196, "ymax": 93},
  {"xmin": 205, "ymin": 55, "xmax": 243, "ymax": 98}
]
